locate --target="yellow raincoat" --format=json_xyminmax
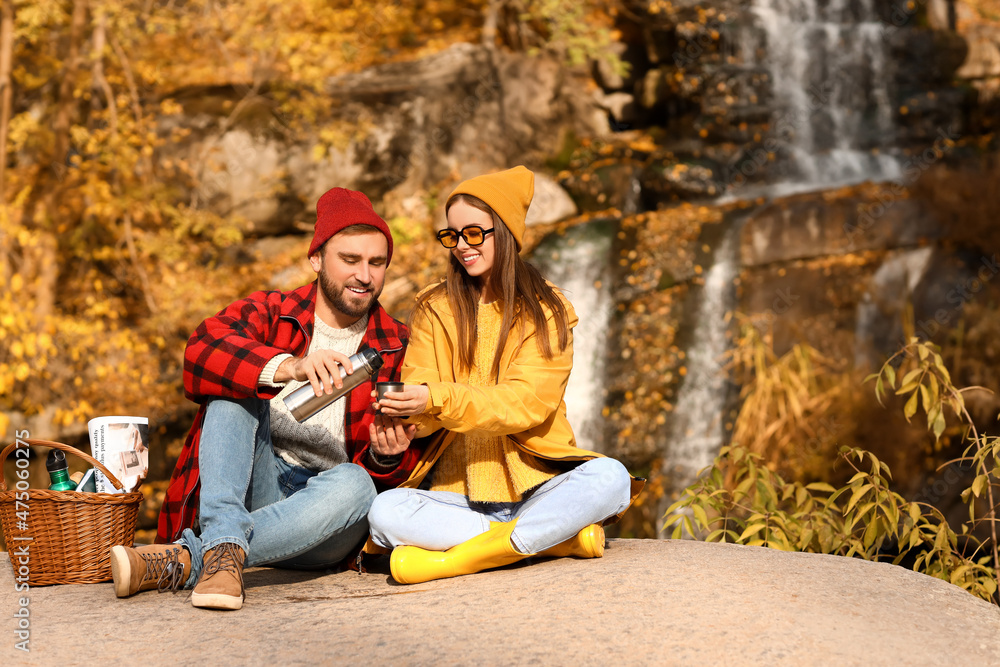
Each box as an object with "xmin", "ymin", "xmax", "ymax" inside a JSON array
[{"xmin": 395, "ymin": 284, "xmax": 644, "ymax": 517}]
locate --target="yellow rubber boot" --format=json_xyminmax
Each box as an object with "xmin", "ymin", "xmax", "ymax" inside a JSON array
[
  {"xmin": 390, "ymin": 520, "xmax": 529, "ymax": 585},
  {"xmin": 537, "ymin": 524, "xmax": 605, "ymax": 559}
]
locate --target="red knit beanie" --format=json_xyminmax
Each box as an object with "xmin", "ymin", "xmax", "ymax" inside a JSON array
[{"xmin": 308, "ymin": 187, "xmax": 394, "ymax": 264}]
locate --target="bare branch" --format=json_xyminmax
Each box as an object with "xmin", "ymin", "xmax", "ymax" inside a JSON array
[
  {"xmin": 123, "ymin": 212, "xmax": 157, "ymax": 314},
  {"xmin": 0, "ymin": 0, "xmax": 14, "ymax": 195},
  {"xmin": 91, "ymin": 9, "xmax": 119, "ymax": 139},
  {"xmin": 107, "ymin": 31, "xmax": 153, "ymax": 177},
  {"xmin": 107, "ymin": 32, "xmax": 143, "ymax": 128}
]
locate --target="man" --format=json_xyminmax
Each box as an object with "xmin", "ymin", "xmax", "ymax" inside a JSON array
[{"xmin": 110, "ymin": 187, "xmax": 417, "ymax": 610}]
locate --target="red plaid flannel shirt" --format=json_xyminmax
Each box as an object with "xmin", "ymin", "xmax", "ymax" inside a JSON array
[{"xmin": 156, "ymin": 281, "xmax": 413, "ymax": 543}]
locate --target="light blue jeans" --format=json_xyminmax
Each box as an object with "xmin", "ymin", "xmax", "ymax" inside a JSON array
[
  {"xmin": 368, "ymin": 457, "xmax": 632, "ymax": 554},
  {"xmin": 177, "ymin": 396, "xmax": 376, "ymax": 587}
]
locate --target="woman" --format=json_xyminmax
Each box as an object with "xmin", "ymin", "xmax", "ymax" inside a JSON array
[{"xmin": 368, "ymin": 166, "xmax": 642, "ymax": 585}]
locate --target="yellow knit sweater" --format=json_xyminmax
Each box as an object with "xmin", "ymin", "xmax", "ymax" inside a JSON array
[{"xmin": 430, "ymin": 300, "xmax": 558, "ymax": 502}]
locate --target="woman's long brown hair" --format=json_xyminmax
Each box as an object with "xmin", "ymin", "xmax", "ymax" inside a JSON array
[{"xmin": 413, "ymin": 193, "xmax": 570, "ymax": 379}]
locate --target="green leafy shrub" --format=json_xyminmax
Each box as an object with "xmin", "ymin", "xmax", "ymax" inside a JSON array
[{"xmin": 664, "ymin": 338, "xmax": 1000, "ymax": 604}]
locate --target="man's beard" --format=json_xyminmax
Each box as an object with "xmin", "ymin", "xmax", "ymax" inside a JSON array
[{"xmin": 318, "ymin": 271, "xmax": 381, "ymax": 319}]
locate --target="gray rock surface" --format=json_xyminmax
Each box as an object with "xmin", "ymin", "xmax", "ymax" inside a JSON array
[
  {"xmin": 2, "ymin": 539, "xmax": 998, "ymax": 665},
  {"xmin": 167, "ymin": 42, "xmax": 605, "ymax": 237},
  {"xmin": 525, "ymin": 173, "xmax": 578, "ymax": 226},
  {"xmin": 739, "ymin": 190, "xmax": 942, "ymax": 268}
]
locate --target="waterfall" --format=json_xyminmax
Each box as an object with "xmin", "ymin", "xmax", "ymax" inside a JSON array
[
  {"xmin": 532, "ymin": 221, "xmax": 616, "ymax": 453},
  {"xmin": 748, "ymin": 0, "xmax": 902, "ymax": 190},
  {"xmin": 663, "ymin": 226, "xmax": 740, "ymax": 492}
]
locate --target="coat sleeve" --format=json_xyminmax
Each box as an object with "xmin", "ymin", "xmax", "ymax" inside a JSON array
[
  {"xmin": 183, "ymin": 292, "xmax": 290, "ymax": 403},
  {"xmin": 399, "ymin": 304, "xmax": 447, "ymax": 438},
  {"xmin": 349, "ymin": 319, "xmax": 426, "ymax": 487},
  {"xmin": 411, "ymin": 296, "xmax": 579, "ymax": 437}
]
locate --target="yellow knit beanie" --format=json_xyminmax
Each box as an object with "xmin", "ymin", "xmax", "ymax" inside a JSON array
[{"xmin": 448, "ymin": 166, "xmax": 535, "ymax": 250}]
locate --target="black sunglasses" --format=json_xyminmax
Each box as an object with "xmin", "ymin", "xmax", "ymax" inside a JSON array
[{"xmin": 436, "ymin": 225, "xmax": 495, "ymax": 248}]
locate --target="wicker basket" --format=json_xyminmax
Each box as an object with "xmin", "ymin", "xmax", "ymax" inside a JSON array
[{"xmin": 0, "ymin": 438, "xmax": 143, "ymax": 586}]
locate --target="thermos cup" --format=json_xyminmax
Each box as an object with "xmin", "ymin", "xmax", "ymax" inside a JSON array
[
  {"xmin": 375, "ymin": 381, "xmax": 405, "ymax": 402},
  {"xmin": 283, "ymin": 347, "xmax": 384, "ymax": 422}
]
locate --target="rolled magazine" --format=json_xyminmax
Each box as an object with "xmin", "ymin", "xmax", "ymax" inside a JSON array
[{"xmin": 87, "ymin": 416, "xmax": 150, "ymax": 493}]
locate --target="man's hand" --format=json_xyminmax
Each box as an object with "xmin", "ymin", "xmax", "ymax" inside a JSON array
[
  {"xmin": 275, "ymin": 350, "xmax": 355, "ymax": 397},
  {"xmin": 372, "ymin": 384, "xmax": 429, "ymax": 417},
  {"xmin": 368, "ymin": 414, "xmax": 417, "ymax": 456}
]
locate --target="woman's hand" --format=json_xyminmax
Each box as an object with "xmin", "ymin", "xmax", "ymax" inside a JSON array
[
  {"xmin": 368, "ymin": 413, "xmax": 418, "ymax": 456},
  {"xmin": 372, "ymin": 384, "xmax": 430, "ymax": 417}
]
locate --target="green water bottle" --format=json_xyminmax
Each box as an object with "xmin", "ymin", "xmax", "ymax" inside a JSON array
[{"xmin": 46, "ymin": 450, "xmax": 76, "ymax": 491}]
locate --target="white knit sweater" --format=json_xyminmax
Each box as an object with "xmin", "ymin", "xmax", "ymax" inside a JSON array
[{"xmin": 259, "ymin": 314, "xmax": 368, "ymax": 471}]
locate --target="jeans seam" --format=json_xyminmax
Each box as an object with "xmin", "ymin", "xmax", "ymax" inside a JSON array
[
  {"xmin": 251, "ymin": 529, "xmax": 352, "ymax": 566},
  {"xmin": 243, "ymin": 398, "xmax": 262, "ymax": 502},
  {"xmin": 197, "ymin": 397, "xmax": 264, "ymax": 565},
  {"xmin": 510, "ymin": 532, "xmax": 531, "ymax": 555},
  {"xmin": 245, "ymin": 465, "xmax": 373, "ymax": 566},
  {"xmin": 408, "ymin": 489, "xmax": 481, "ymax": 510}
]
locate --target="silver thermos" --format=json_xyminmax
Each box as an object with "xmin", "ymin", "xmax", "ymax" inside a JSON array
[{"xmin": 283, "ymin": 347, "xmax": 384, "ymax": 422}]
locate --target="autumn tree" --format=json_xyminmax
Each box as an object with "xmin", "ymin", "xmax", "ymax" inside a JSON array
[
  {"xmin": 485, "ymin": 0, "xmax": 625, "ymax": 74},
  {"xmin": 1, "ymin": 0, "xmax": 626, "ymax": 440}
]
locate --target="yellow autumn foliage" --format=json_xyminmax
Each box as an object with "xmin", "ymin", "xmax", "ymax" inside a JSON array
[{"xmin": 1, "ymin": 0, "xmax": 624, "ymax": 441}]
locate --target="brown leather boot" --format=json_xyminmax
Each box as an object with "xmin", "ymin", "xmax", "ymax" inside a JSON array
[
  {"xmin": 110, "ymin": 543, "xmax": 190, "ymax": 597},
  {"xmin": 191, "ymin": 543, "xmax": 246, "ymax": 610},
  {"xmin": 537, "ymin": 524, "xmax": 605, "ymax": 559}
]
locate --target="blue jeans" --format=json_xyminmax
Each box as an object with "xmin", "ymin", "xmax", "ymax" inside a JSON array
[
  {"xmin": 177, "ymin": 396, "xmax": 376, "ymax": 587},
  {"xmin": 367, "ymin": 457, "xmax": 632, "ymax": 554}
]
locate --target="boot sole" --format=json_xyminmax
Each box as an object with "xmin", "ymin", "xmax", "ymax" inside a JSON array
[
  {"xmin": 536, "ymin": 525, "xmax": 605, "ymax": 559},
  {"xmin": 583, "ymin": 525, "xmax": 606, "ymax": 558},
  {"xmin": 390, "ymin": 546, "xmax": 450, "ymax": 585},
  {"xmin": 109, "ymin": 545, "xmax": 132, "ymax": 598},
  {"xmin": 390, "ymin": 547, "xmax": 419, "ymax": 585},
  {"xmin": 191, "ymin": 591, "xmax": 243, "ymax": 610},
  {"xmin": 389, "ymin": 522, "xmax": 525, "ymax": 585}
]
